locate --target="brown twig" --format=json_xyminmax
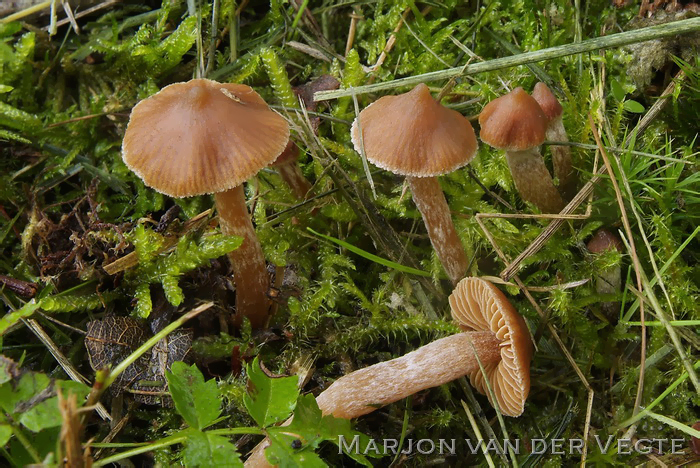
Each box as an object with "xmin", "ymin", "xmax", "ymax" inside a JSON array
[{"xmin": 345, "ymin": 11, "xmax": 362, "ymax": 56}]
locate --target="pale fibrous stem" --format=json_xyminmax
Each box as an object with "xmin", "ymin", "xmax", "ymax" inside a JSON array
[
  {"xmin": 407, "ymin": 176, "xmax": 469, "ymax": 285},
  {"xmin": 505, "ymin": 149, "xmax": 564, "ymax": 213}
]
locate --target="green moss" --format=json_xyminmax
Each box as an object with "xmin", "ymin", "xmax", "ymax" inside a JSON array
[{"xmin": 0, "ymin": 0, "xmax": 698, "ymax": 466}]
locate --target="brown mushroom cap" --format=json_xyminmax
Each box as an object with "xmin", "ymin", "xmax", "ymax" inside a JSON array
[
  {"xmin": 531, "ymin": 82, "xmax": 563, "ymax": 121},
  {"xmin": 479, "ymin": 87, "xmax": 548, "ymax": 152},
  {"xmin": 350, "ymin": 83, "xmax": 478, "ymax": 177},
  {"xmin": 123, "ymin": 78, "xmax": 289, "ymax": 198},
  {"xmin": 449, "ymin": 277, "xmax": 532, "ymax": 417},
  {"xmin": 587, "ymin": 229, "xmax": 624, "ymax": 253}
]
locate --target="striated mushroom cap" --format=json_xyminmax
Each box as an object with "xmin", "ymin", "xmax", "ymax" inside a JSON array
[
  {"xmin": 123, "ymin": 78, "xmax": 289, "ymax": 198},
  {"xmin": 531, "ymin": 82, "xmax": 563, "ymax": 122},
  {"xmin": 449, "ymin": 277, "xmax": 532, "ymax": 417},
  {"xmin": 479, "ymin": 87, "xmax": 547, "ymax": 152},
  {"xmin": 350, "ymin": 83, "xmax": 478, "ymax": 177}
]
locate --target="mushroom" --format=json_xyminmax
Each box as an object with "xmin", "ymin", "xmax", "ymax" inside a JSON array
[
  {"xmin": 351, "ymin": 83, "xmax": 478, "ymax": 285},
  {"xmin": 244, "ymin": 277, "xmax": 532, "ymax": 467},
  {"xmin": 587, "ymin": 228, "xmax": 624, "ymax": 316},
  {"xmin": 479, "ymin": 87, "xmax": 564, "ymax": 213},
  {"xmin": 122, "ymin": 78, "xmax": 289, "ymax": 328},
  {"xmin": 531, "ymin": 82, "xmax": 576, "ymax": 200}
]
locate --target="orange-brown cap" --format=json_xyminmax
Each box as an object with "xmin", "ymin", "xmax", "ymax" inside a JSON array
[
  {"xmin": 123, "ymin": 78, "xmax": 289, "ymax": 198},
  {"xmin": 350, "ymin": 83, "xmax": 478, "ymax": 177},
  {"xmin": 449, "ymin": 277, "xmax": 532, "ymax": 417},
  {"xmin": 531, "ymin": 82, "xmax": 563, "ymax": 121},
  {"xmin": 479, "ymin": 87, "xmax": 548, "ymax": 152}
]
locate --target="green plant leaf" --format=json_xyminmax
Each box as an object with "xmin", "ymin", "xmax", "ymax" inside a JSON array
[
  {"xmin": 19, "ymin": 381, "xmax": 90, "ymax": 433},
  {"xmin": 0, "ymin": 299, "xmax": 42, "ymax": 337},
  {"xmin": 0, "ymin": 372, "xmax": 50, "ymax": 413},
  {"xmin": 166, "ymin": 362, "xmax": 221, "ymax": 430},
  {"xmin": 623, "ymin": 100, "xmax": 645, "ymax": 113},
  {"xmin": 610, "ymin": 80, "xmax": 625, "ymax": 101},
  {"xmin": 268, "ymin": 394, "xmax": 375, "ymax": 466},
  {"xmin": 264, "ymin": 433, "xmax": 327, "ymax": 468},
  {"xmin": 19, "ymin": 397, "xmax": 63, "ymax": 433},
  {"xmin": 0, "ymin": 424, "xmax": 12, "ymax": 446},
  {"xmin": 183, "ymin": 429, "xmax": 243, "ymax": 467},
  {"xmin": 243, "ymin": 357, "xmax": 299, "ymax": 428}
]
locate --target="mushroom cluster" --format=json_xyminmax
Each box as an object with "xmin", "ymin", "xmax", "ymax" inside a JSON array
[
  {"xmin": 479, "ymin": 87, "xmax": 564, "ymax": 213},
  {"xmin": 351, "ymin": 83, "xmax": 478, "ymax": 285},
  {"xmin": 244, "ymin": 277, "xmax": 532, "ymax": 467},
  {"xmin": 122, "ymin": 78, "xmax": 289, "ymax": 328}
]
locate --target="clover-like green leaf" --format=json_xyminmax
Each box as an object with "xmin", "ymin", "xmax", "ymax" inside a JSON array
[
  {"xmin": 20, "ymin": 381, "xmax": 89, "ymax": 433},
  {"xmin": 183, "ymin": 430, "xmax": 243, "ymax": 467},
  {"xmin": 267, "ymin": 394, "xmax": 375, "ymax": 466},
  {"xmin": 166, "ymin": 362, "xmax": 220, "ymax": 430},
  {"xmin": 243, "ymin": 357, "xmax": 298, "ymax": 428}
]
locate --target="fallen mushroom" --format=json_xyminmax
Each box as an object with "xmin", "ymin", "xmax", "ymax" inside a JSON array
[
  {"xmin": 479, "ymin": 87, "xmax": 564, "ymax": 213},
  {"xmin": 244, "ymin": 277, "xmax": 532, "ymax": 467},
  {"xmin": 531, "ymin": 82, "xmax": 576, "ymax": 200},
  {"xmin": 351, "ymin": 83, "xmax": 478, "ymax": 285},
  {"xmin": 122, "ymin": 78, "xmax": 289, "ymax": 328},
  {"xmin": 587, "ymin": 228, "xmax": 624, "ymax": 316}
]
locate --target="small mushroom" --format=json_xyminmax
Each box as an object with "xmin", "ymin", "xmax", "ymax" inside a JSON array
[
  {"xmin": 122, "ymin": 78, "xmax": 289, "ymax": 328},
  {"xmin": 244, "ymin": 277, "xmax": 532, "ymax": 467},
  {"xmin": 531, "ymin": 82, "xmax": 576, "ymax": 200},
  {"xmin": 587, "ymin": 228, "xmax": 624, "ymax": 315},
  {"xmin": 479, "ymin": 87, "xmax": 564, "ymax": 213},
  {"xmin": 351, "ymin": 83, "xmax": 478, "ymax": 285},
  {"xmin": 318, "ymin": 277, "xmax": 532, "ymax": 418}
]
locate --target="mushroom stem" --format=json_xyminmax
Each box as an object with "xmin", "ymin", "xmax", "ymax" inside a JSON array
[
  {"xmin": 546, "ymin": 117, "xmax": 576, "ymax": 200},
  {"xmin": 316, "ymin": 331, "xmax": 501, "ymax": 418},
  {"xmin": 244, "ymin": 331, "xmax": 502, "ymax": 468},
  {"xmin": 505, "ymin": 149, "xmax": 564, "ymax": 213},
  {"xmin": 276, "ymin": 162, "xmax": 313, "ymax": 200},
  {"xmin": 407, "ymin": 176, "xmax": 469, "ymax": 285},
  {"xmin": 215, "ymin": 185, "xmax": 270, "ymax": 328}
]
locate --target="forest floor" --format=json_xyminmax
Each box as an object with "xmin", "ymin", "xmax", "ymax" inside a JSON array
[{"xmin": 0, "ymin": 0, "xmax": 699, "ymax": 466}]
